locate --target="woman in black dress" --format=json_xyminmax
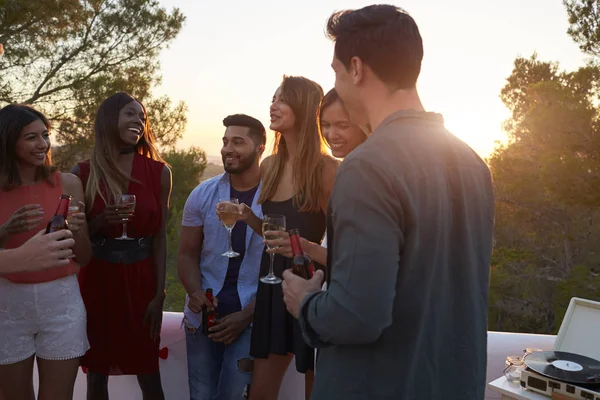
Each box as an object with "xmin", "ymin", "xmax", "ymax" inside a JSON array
[{"xmin": 246, "ymin": 76, "xmax": 338, "ymax": 400}]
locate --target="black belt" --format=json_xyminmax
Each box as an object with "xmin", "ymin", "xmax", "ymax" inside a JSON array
[{"xmin": 91, "ymin": 236, "xmax": 153, "ymax": 264}]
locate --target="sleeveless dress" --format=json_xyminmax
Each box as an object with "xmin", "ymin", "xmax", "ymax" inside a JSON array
[
  {"xmin": 77, "ymin": 154, "xmax": 165, "ymax": 375},
  {"xmin": 250, "ymin": 198, "xmax": 326, "ymax": 373}
]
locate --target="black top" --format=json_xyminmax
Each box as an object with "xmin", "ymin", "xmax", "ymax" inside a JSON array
[
  {"xmin": 250, "ymin": 197, "xmax": 326, "ymax": 373},
  {"xmin": 299, "ymin": 110, "xmax": 495, "ymax": 399}
]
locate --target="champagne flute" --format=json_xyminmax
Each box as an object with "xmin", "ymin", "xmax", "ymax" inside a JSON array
[
  {"xmin": 217, "ymin": 198, "xmax": 241, "ymax": 257},
  {"xmin": 115, "ymin": 194, "xmax": 136, "ymax": 240},
  {"xmin": 260, "ymin": 214, "xmax": 286, "ymax": 284}
]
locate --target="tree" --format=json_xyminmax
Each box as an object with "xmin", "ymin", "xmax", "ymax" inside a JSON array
[
  {"xmin": 2, "ymin": 0, "xmax": 197, "ymax": 312},
  {"xmin": 489, "ymin": 54, "xmax": 600, "ymax": 333},
  {"xmin": 565, "ymin": 0, "xmax": 600, "ymax": 56},
  {"xmin": 0, "ymin": 0, "xmax": 87, "ymax": 58},
  {"xmin": 1, "ymin": 0, "xmax": 183, "ymax": 104},
  {"xmin": 0, "ymin": 0, "xmax": 187, "ymax": 167},
  {"xmin": 162, "ymin": 148, "xmax": 208, "ymax": 311}
]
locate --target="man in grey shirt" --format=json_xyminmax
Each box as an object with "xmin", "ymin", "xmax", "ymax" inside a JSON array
[{"xmin": 282, "ymin": 5, "xmax": 494, "ymax": 399}]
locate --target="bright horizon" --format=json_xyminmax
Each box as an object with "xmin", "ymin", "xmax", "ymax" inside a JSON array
[{"xmin": 154, "ymin": 0, "xmax": 587, "ymax": 163}]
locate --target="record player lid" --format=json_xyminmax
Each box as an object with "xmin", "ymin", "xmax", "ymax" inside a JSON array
[{"xmin": 554, "ymin": 297, "xmax": 600, "ymax": 362}]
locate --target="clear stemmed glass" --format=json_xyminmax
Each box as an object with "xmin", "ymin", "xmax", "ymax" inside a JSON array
[
  {"xmin": 260, "ymin": 214, "xmax": 286, "ymax": 284},
  {"xmin": 65, "ymin": 202, "xmax": 83, "ymax": 258},
  {"xmin": 217, "ymin": 198, "xmax": 241, "ymax": 257},
  {"xmin": 115, "ymin": 194, "xmax": 136, "ymax": 240}
]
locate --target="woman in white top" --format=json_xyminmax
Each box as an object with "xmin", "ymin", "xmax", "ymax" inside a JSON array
[{"xmin": 265, "ymin": 88, "xmax": 368, "ymax": 265}]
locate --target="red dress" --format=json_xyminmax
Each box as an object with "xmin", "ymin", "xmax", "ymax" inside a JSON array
[{"xmin": 78, "ymin": 154, "xmax": 165, "ymax": 375}]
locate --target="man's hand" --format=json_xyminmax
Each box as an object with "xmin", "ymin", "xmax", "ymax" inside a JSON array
[
  {"xmin": 282, "ymin": 269, "xmax": 324, "ymax": 319},
  {"xmin": 208, "ymin": 311, "xmax": 250, "ymax": 345},
  {"xmin": 188, "ymin": 289, "xmax": 217, "ymax": 314},
  {"xmin": 21, "ymin": 229, "xmax": 75, "ymax": 270}
]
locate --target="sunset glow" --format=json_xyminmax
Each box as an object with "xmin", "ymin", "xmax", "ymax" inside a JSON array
[{"xmin": 155, "ymin": 0, "xmax": 586, "ymax": 161}]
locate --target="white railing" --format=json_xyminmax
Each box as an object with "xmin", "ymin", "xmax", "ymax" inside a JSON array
[{"xmin": 29, "ymin": 312, "xmax": 557, "ymax": 399}]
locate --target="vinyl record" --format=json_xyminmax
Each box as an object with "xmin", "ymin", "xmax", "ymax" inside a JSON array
[{"xmin": 524, "ymin": 351, "xmax": 600, "ymax": 385}]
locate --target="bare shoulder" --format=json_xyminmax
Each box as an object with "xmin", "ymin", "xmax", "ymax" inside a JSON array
[
  {"xmin": 322, "ymin": 154, "xmax": 340, "ymax": 170},
  {"xmin": 260, "ymin": 155, "xmax": 274, "ymax": 175},
  {"xmin": 59, "ymin": 172, "xmax": 84, "ymax": 199},
  {"xmin": 321, "ymin": 154, "xmax": 339, "ymax": 183},
  {"xmin": 60, "ymin": 172, "xmax": 83, "ymax": 189}
]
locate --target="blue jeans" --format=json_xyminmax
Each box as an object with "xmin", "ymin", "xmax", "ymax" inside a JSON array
[{"xmin": 185, "ymin": 319, "xmax": 252, "ymax": 400}]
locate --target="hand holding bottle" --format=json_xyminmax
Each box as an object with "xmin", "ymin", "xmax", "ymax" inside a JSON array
[
  {"xmin": 282, "ymin": 269, "xmax": 325, "ymax": 319},
  {"xmin": 188, "ymin": 289, "xmax": 218, "ymax": 314}
]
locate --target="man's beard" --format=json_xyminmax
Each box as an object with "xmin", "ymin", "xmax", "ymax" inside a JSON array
[{"xmin": 223, "ymin": 149, "xmax": 258, "ymax": 174}]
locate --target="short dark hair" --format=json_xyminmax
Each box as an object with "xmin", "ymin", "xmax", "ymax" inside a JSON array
[
  {"xmin": 0, "ymin": 104, "xmax": 56, "ymax": 190},
  {"xmin": 327, "ymin": 5, "xmax": 423, "ymax": 90},
  {"xmin": 223, "ymin": 114, "xmax": 266, "ymax": 146}
]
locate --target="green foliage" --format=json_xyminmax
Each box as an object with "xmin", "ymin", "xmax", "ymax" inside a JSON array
[
  {"xmin": 1, "ymin": 1, "xmax": 197, "ymax": 312},
  {"xmin": 0, "ymin": 0, "xmax": 187, "ymax": 169},
  {"xmin": 565, "ymin": 0, "xmax": 600, "ymax": 56},
  {"xmin": 553, "ymin": 265, "xmax": 600, "ymax": 329},
  {"xmin": 0, "ymin": 0, "xmax": 88, "ymax": 56},
  {"xmin": 489, "ymin": 0, "xmax": 600, "ymax": 331},
  {"xmin": 162, "ymin": 148, "xmax": 208, "ymax": 311},
  {"xmin": 490, "ymin": 51, "xmax": 600, "ymax": 333}
]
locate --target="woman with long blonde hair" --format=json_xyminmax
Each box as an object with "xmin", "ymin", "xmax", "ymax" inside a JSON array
[
  {"xmin": 71, "ymin": 92, "xmax": 172, "ymax": 400},
  {"xmin": 265, "ymin": 88, "xmax": 369, "ymax": 266},
  {"xmin": 244, "ymin": 76, "xmax": 338, "ymax": 400}
]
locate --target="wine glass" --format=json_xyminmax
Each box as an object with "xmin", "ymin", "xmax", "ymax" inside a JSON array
[
  {"xmin": 65, "ymin": 203, "xmax": 82, "ymax": 258},
  {"xmin": 260, "ymin": 214, "xmax": 286, "ymax": 284},
  {"xmin": 217, "ymin": 198, "xmax": 240, "ymax": 257},
  {"xmin": 115, "ymin": 194, "xmax": 136, "ymax": 240}
]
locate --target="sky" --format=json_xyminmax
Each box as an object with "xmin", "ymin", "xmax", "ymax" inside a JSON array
[{"xmin": 154, "ymin": 0, "xmax": 588, "ymax": 163}]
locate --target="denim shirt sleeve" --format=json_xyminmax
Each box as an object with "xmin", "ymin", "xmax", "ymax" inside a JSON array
[
  {"xmin": 182, "ymin": 184, "xmax": 205, "ymax": 227},
  {"xmin": 299, "ymin": 158, "xmax": 404, "ymax": 345}
]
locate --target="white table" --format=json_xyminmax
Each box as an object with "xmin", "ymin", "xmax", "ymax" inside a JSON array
[{"xmin": 488, "ymin": 376, "xmax": 549, "ymax": 400}]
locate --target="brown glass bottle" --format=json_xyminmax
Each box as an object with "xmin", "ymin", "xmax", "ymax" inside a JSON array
[
  {"xmin": 201, "ymin": 288, "xmax": 217, "ymax": 336},
  {"xmin": 289, "ymin": 228, "xmax": 315, "ymax": 279},
  {"xmin": 45, "ymin": 194, "xmax": 71, "ymax": 234}
]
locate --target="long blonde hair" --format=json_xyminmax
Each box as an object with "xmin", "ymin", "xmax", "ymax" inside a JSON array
[
  {"xmin": 258, "ymin": 76, "xmax": 327, "ymax": 212},
  {"xmin": 85, "ymin": 92, "xmax": 164, "ymax": 208}
]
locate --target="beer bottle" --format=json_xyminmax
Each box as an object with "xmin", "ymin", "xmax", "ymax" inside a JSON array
[
  {"xmin": 201, "ymin": 288, "xmax": 217, "ymax": 336},
  {"xmin": 45, "ymin": 194, "xmax": 71, "ymax": 233},
  {"xmin": 289, "ymin": 228, "xmax": 315, "ymax": 279}
]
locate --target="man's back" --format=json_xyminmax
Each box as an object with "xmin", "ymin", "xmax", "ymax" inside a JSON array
[{"xmin": 313, "ymin": 110, "xmax": 494, "ymax": 399}]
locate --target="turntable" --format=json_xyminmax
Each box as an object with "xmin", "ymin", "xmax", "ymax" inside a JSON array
[
  {"xmin": 488, "ymin": 297, "xmax": 600, "ymax": 399},
  {"xmin": 520, "ymin": 351, "xmax": 600, "ymax": 399}
]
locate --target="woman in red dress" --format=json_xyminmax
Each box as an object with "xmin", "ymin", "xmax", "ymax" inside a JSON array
[{"xmin": 72, "ymin": 92, "xmax": 172, "ymax": 400}]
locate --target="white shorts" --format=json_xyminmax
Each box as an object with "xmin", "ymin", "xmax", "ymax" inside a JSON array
[{"xmin": 0, "ymin": 274, "xmax": 89, "ymax": 365}]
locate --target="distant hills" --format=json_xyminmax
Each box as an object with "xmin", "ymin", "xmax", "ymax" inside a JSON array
[{"xmin": 201, "ymin": 161, "xmax": 224, "ymax": 182}]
